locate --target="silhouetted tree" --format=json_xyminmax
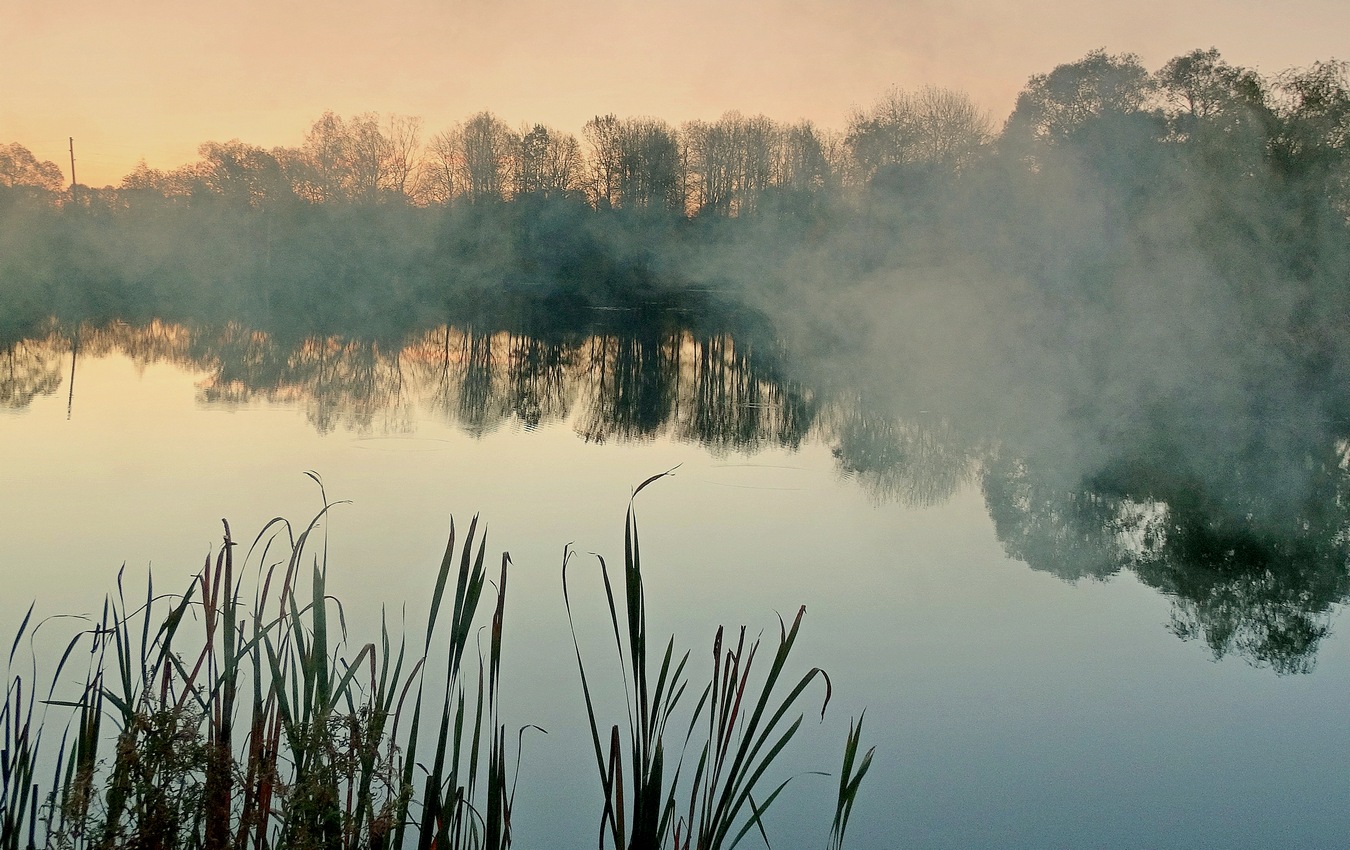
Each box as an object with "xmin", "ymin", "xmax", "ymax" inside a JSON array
[
  {"xmin": 0, "ymin": 143, "xmax": 63, "ymax": 190},
  {"xmin": 1156, "ymin": 48, "xmax": 1272, "ymax": 178},
  {"xmin": 0, "ymin": 142, "xmax": 65, "ymax": 205},
  {"xmin": 777, "ymin": 120, "xmax": 837, "ymax": 194},
  {"xmin": 458, "ymin": 112, "xmax": 516, "ymax": 204},
  {"xmin": 418, "ymin": 131, "xmax": 463, "ymax": 204},
  {"xmin": 0, "ymin": 337, "xmax": 64, "ymax": 408},
  {"xmin": 194, "ymin": 140, "xmax": 292, "ymax": 207},
  {"xmin": 1002, "ymin": 49, "xmax": 1157, "ymax": 163},
  {"xmin": 847, "ymin": 86, "xmax": 990, "ymax": 188},
  {"xmin": 295, "ymin": 112, "xmax": 422, "ymax": 204},
  {"xmin": 1268, "ymin": 60, "xmax": 1350, "ymax": 215},
  {"xmin": 583, "ymin": 114, "xmax": 624, "ymax": 208},
  {"xmin": 511, "ymin": 124, "xmax": 585, "ymax": 199},
  {"xmin": 683, "ymin": 113, "xmax": 787, "ymax": 216},
  {"xmin": 584, "ymin": 115, "xmax": 685, "ymax": 212},
  {"xmin": 117, "ymin": 159, "xmax": 189, "ymax": 203}
]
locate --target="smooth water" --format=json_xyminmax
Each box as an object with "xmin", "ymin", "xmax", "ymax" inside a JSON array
[{"xmin": 2, "ymin": 322, "xmax": 1349, "ymax": 850}]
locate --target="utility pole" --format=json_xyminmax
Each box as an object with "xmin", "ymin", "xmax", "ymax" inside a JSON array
[
  {"xmin": 68, "ymin": 137, "xmax": 77, "ymax": 192},
  {"xmin": 67, "ymin": 328, "xmax": 79, "ymax": 420}
]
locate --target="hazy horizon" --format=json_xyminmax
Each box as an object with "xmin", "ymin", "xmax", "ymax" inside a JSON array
[{"xmin": 5, "ymin": 0, "xmax": 1347, "ymax": 186}]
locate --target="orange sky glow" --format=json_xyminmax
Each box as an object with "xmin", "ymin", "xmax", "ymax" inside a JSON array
[{"xmin": 4, "ymin": 0, "xmax": 1347, "ymax": 187}]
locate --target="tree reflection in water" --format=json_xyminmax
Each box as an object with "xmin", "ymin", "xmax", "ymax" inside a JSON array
[
  {"xmin": 828, "ymin": 402, "xmax": 978, "ymax": 507},
  {"xmin": 9, "ymin": 317, "xmax": 1350, "ymax": 673},
  {"xmin": 982, "ymin": 446, "xmax": 1350, "ymax": 674},
  {"xmin": 0, "ymin": 330, "xmax": 65, "ymax": 409}
]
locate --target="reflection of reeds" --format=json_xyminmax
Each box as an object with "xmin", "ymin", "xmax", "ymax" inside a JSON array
[{"xmin": 2, "ymin": 480, "xmax": 871, "ymax": 850}]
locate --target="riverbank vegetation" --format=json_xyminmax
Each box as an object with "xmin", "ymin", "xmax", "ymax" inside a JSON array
[
  {"xmin": 0, "ymin": 480, "xmax": 870, "ymax": 849},
  {"xmin": 2, "ymin": 49, "xmax": 1346, "ymax": 331}
]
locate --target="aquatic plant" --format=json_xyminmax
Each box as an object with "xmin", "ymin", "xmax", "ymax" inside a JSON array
[
  {"xmin": 1, "ymin": 479, "xmax": 519, "ymax": 850},
  {"xmin": 2, "ymin": 478, "xmax": 870, "ymax": 849},
  {"xmin": 564, "ymin": 471, "xmax": 866, "ymax": 849}
]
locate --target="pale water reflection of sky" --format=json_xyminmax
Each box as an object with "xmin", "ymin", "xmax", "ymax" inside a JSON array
[
  {"xmin": 4, "ymin": 0, "xmax": 1348, "ymax": 186},
  {"xmin": 3, "ymin": 349, "xmax": 1350, "ymax": 850}
]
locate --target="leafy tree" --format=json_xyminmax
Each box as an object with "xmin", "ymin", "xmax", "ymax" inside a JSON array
[
  {"xmin": 0, "ymin": 339, "xmax": 63, "ymax": 408},
  {"xmin": 1155, "ymin": 48, "xmax": 1272, "ymax": 178},
  {"xmin": 846, "ymin": 88, "xmax": 921, "ymax": 184},
  {"xmin": 983, "ymin": 451, "xmax": 1350, "ymax": 673},
  {"xmin": 1268, "ymin": 60, "xmax": 1350, "ymax": 210},
  {"xmin": 194, "ymin": 140, "xmax": 292, "ymax": 207},
  {"xmin": 0, "ymin": 142, "xmax": 65, "ymax": 203},
  {"xmin": 1157, "ymin": 48, "xmax": 1268, "ymax": 125},
  {"xmin": 1002, "ymin": 49, "xmax": 1157, "ymax": 157},
  {"xmin": 118, "ymin": 159, "xmax": 183, "ymax": 197}
]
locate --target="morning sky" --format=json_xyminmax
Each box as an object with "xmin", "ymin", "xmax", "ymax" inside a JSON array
[{"xmin": 3, "ymin": 0, "xmax": 1346, "ymax": 187}]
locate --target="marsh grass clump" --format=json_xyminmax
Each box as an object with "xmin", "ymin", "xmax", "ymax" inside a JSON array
[
  {"xmin": 1, "ymin": 479, "xmax": 520, "ymax": 850},
  {"xmin": 564, "ymin": 471, "xmax": 872, "ymax": 850},
  {"xmin": 2, "ymin": 477, "xmax": 871, "ymax": 850}
]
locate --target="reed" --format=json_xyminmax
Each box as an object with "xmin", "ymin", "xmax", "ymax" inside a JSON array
[
  {"xmin": 564, "ymin": 471, "xmax": 870, "ymax": 850},
  {"xmin": 1, "ymin": 480, "xmax": 519, "ymax": 850},
  {"xmin": 2, "ymin": 478, "xmax": 870, "ymax": 850}
]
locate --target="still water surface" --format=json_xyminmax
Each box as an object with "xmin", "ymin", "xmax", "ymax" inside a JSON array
[{"xmin": 2, "ymin": 322, "xmax": 1349, "ymax": 849}]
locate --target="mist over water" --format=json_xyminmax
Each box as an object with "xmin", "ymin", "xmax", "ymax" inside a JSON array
[{"xmin": 3, "ymin": 46, "xmax": 1350, "ymax": 848}]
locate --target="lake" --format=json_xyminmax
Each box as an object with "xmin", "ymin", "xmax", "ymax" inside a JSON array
[{"xmin": 2, "ymin": 318, "xmax": 1349, "ymax": 850}]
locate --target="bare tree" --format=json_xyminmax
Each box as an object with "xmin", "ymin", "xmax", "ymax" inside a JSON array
[
  {"xmin": 459, "ymin": 112, "xmax": 516, "ymax": 203},
  {"xmin": 847, "ymin": 86, "xmax": 990, "ymax": 185},
  {"xmin": 682, "ymin": 117, "xmax": 736, "ymax": 214},
  {"xmin": 381, "ymin": 114, "xmax": 424, "ymax": 200},
  {"xmin": 418, "ymin": 130, "xmax": 463, "ymax": 204},
  {"xmin": 584, "ymin": 114, "xmax": 624, "ymax": 208},
  {"xmin": 683, "ymin": 112, "xmax": 788, "ymax": 215},
  {"xmin": 294, "ymin": 111, "xmax": 424, "ymax": 204},
  {"xmin": 910, "ymin": 86, "xmax": 991, "ymax": 171},
  {"xmin": 584, "ymin": 115, "xmax": 685, "ymax": 212}
]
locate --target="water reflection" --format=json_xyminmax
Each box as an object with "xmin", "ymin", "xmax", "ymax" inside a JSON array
[
  {"xmin": 982, "ymin": 447, "xmax": 1350, "ymax": 673},
  {"xmin": 17, "ymin": 319, "xmax": 821, "ymax": 452},
  {"xmin": 0, "ymin": 332, "xmax": 65, "ymax": 408},
  {"xmin": 829, "ymin": 402, "xmax": 978, "ymax": 507},
  {"xmin": 8, "ymin": 317, "xmax": 1350, "ymax": 672}
]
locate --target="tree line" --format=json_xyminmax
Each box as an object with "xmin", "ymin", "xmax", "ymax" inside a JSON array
[{"xmin": 2, "ymin": 48, "xmax": 1345, "ymax": 218}]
